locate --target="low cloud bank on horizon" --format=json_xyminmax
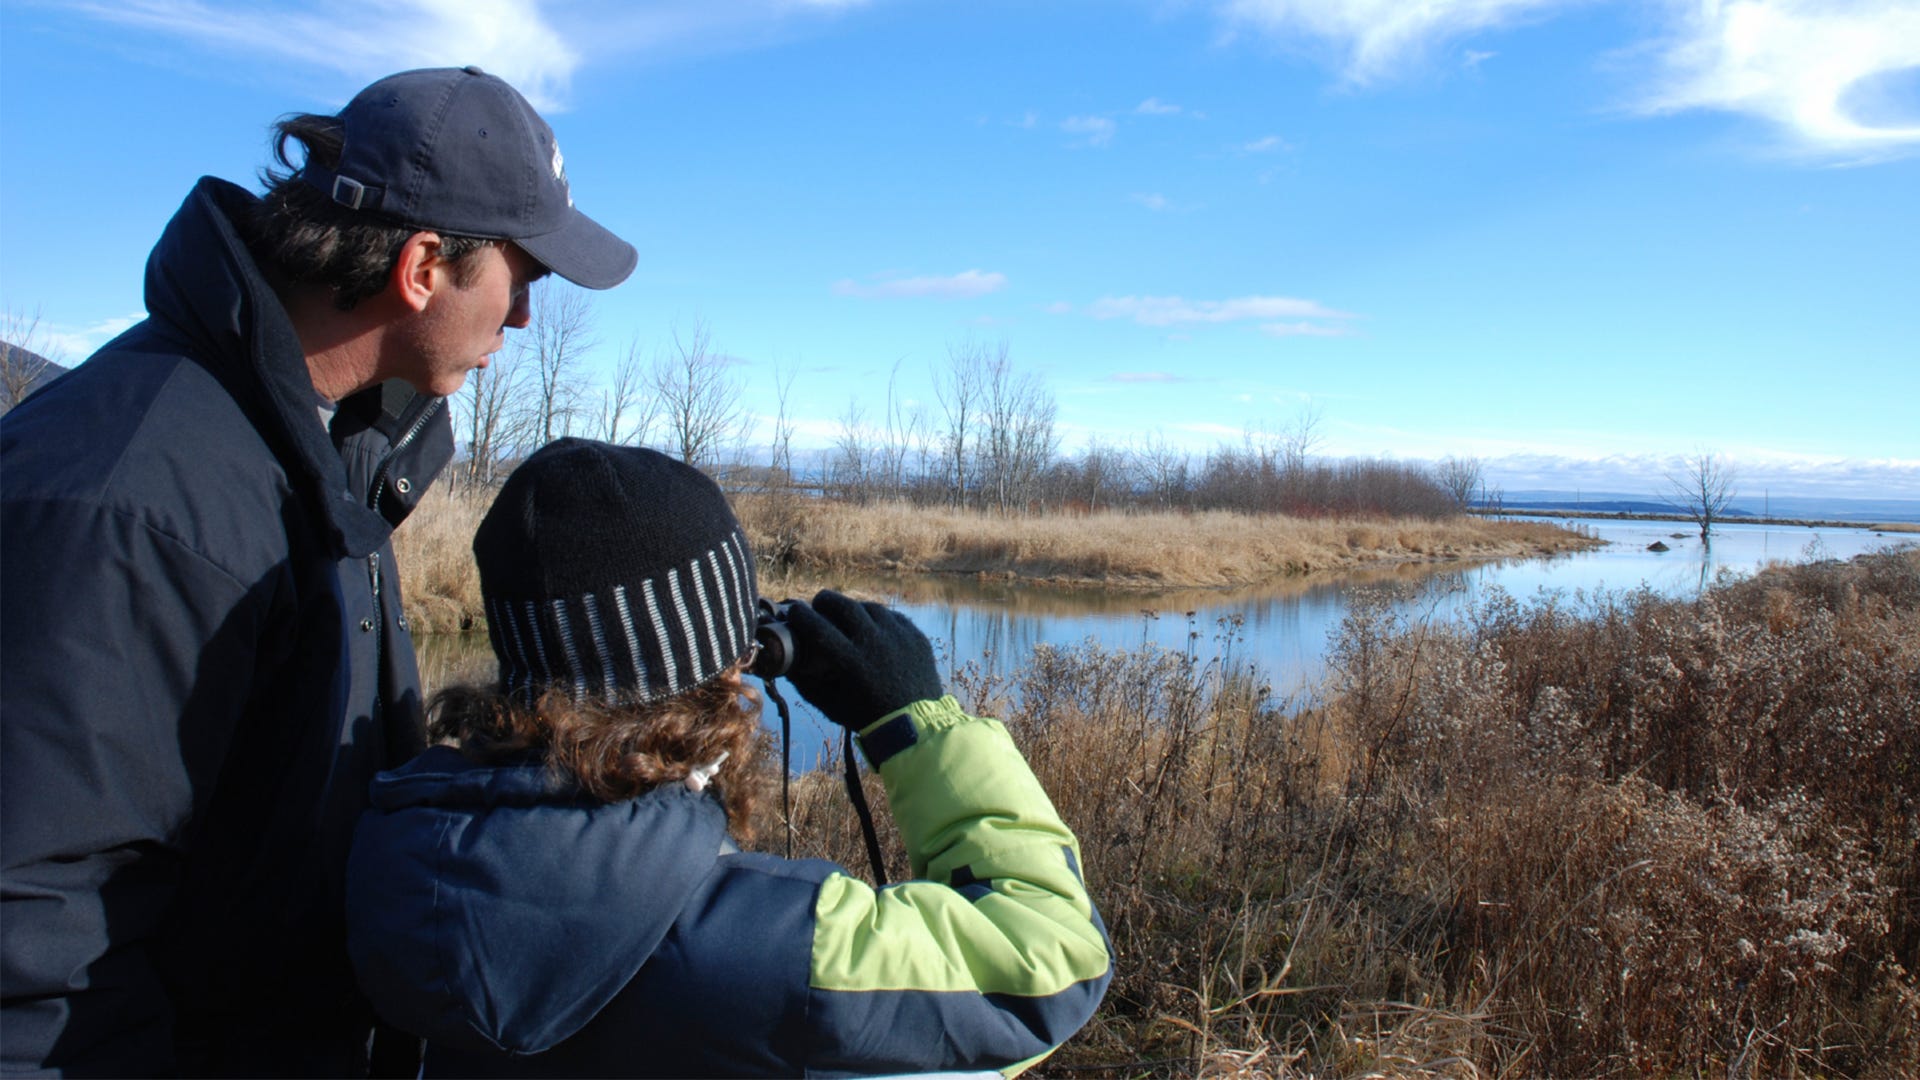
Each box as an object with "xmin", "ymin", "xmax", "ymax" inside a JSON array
[{"xmin": 1479, "ymin": 451, "xmax": 1920, "ymax": 502}]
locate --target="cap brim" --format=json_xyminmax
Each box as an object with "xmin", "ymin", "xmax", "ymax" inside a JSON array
[{"xmin": 517, "ymin": 207, "xmax": 638, "ymax": 290}]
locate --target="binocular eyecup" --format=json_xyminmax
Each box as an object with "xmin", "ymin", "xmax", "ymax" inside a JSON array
[{"xmin": 751, "ymin": 599, "xmax": 796, "ymax": 680}]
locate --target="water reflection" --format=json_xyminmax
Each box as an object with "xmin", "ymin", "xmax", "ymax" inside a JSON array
[{"xmin": 416, "ymin": 517, "xmax": 1910, "ymax": 771}]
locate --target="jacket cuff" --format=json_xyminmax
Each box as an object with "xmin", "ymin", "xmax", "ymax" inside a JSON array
[{"xmin": 855, "ymin": 696, "xmax": 965, "ymax": 769}]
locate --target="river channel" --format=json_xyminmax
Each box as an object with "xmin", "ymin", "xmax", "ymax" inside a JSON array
[{"xmin": 416, "ymin": 516, "xmax": 1912, "ymax": 769}]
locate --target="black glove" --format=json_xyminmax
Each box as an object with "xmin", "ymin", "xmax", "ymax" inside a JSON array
[{"xmin": 781, "ymin": 590, "xmax": 944, "ymax": 730}]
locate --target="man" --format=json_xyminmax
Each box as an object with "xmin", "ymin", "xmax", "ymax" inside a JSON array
[{"xmin": 0, "ymin": 67, "xmax": 636, "ymax": 1075}]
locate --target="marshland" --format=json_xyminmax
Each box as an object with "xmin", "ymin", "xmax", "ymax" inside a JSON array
[{"xmin": 397, "ymin": 469, "xmax": 1919, "ymax": 1077}]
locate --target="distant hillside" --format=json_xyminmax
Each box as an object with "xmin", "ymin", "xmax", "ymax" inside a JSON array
[
  {"xmin": 1494, "ymin": 489, "xmax": 1920, "ymax": 525},
  {"xmin": 1, "ymin": 340, "xmax": 67, "ymax": 410}
]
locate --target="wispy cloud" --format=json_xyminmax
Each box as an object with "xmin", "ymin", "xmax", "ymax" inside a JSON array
[
  {"xmin": 1136, "ymin": 96, "xmax": 1183, "ymax": 115},
  {"xmin": 67, "ymin": 0, "xmax": 581, "ymax": 109},
  {"xmin": 1111, "ymin": 371, "xmax": 1189, "ymax": 383},
  {"xmin": 1240, "ymin": 134, "xmax": 1289, "ymax": 153},
  {"xmin": 1061, "ymin": 115, "xmax": 1117, "ymax": 147},
  {"xmin": 57, "ymin": 0, "xmax": 899, "ymax": 112},
  {"xmin": 1131, "ymin": 192, "xmax": 1171, "ymax": 211},
  {"xmin": 1085, "ymin": 294, "xmax": 1356, "ymax": 328},
  {"xmin": 1216, "ymin": 0, "xmax": 1920, "ymax": 159},
  {"xmin": 832, "ymin": 270, "xmax": 1008, "ymax": 300},
  {"xmin": 1260, "ymin": 320, "xmax": 1351, "ymax": 337},
  {"xmin": 1217, "ymin": 0, "xmax": 1569, "ymax": 87},
  {"xmin": 1633, "ymin": 1, "xmax": 1920, "ymax": 160},
  {"xmin": 36, "ymin": 313, "xmax": 147, "ymax": 361}
]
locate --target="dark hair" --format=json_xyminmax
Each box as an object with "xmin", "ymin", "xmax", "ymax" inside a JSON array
[
  {"xmin": 428, "ymin": 664, "xmax": 770, "ymax": 842},
  {"xmin": 246, "ymin": 112, "xmax": 493, "ymax": 310}
]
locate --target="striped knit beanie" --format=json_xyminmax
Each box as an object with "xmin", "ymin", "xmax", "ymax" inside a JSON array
[{"xmin": 474, "ymin": 438, "xmax": 758, "ymax": 705}]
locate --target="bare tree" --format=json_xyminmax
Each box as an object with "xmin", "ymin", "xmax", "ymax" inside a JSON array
[
  {"xmin": 1666, "ymin": 450, "xmax": 1739, "ymax": 542},
  {"xmin": 755, "ymin": 364, "xmax": 806, "ymax": 570},
  {"xmin": 1073, "ymin": 436, "xmax": 1129, "ymax": 512},
  {"xmin": 520, "ymin": 280, "xmax": 598, "ymax": 445},
  {"xmin": 874, "ymin": 359, "xmax": 921, "ymax": 500},
  {"xmin": 976, "ymin": 344, "xmax": 1057, "ymax": 514},
  {"xmin": 1134, "ymin": 430, "xmax": 1190, "ymax": 509},
  {"xmin": 593, "ymin": 341, "xmax": 653, "ymax": 445},
  {"xmin": 2, "ymin": 307, "xmax": 61, "ymax": 416},
  {"xmin": 1278, "ymin": 400, "xmax": 1324, "ymax": 473},
  {"xmin": 828, "ymin": 397, "xmax": 871, "ymax": 502},
  {"xmin": 934, "ymin": 342, "xmax": 985, "ymax": 508},
  {"xmin": 652, "ymin": 320, "xmax": 745, "ymax": 470},
  {"xmin": 453, "ymin": 348, "xmax": 531, "ymax": 488},
  {"xmin": 1435, "ymin": 455, "xmax": 1485, "ymax": 514},
  {"xmin": 768, "ymin": 364, "xmax": 798, "ymax": 491}
]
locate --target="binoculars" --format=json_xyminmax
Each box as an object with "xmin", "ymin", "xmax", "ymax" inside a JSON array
[{"xmin": 750, "ymin": 599, "xmax": 796, "ymax": 680}]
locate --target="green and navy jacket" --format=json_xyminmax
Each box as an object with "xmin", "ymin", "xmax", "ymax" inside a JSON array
[{"xmin": 345, "ymin": 697, "xmax": 1113, "ymax": 1077}]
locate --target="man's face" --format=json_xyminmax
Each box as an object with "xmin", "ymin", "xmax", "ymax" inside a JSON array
[{"xmin": 395, "ymin": 240, "xmax": 547, "ymax": 397}]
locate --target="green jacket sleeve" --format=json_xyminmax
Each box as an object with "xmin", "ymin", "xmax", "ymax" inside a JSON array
[{"xmin": 803, "ymin": 696, "xmax": 1112, "ymax": 1075}]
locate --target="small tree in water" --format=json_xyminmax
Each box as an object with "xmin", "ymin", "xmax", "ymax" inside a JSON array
[{"xmin": 1665, "ymin": 449, "xmax": 1738, "ymax": 542}]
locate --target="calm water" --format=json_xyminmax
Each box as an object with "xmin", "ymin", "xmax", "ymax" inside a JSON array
[{"xmin": 417, "ymin": 517, "xmax": 1912, "ymax": 768}]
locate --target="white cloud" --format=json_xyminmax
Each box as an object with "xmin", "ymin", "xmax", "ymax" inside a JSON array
[
  {"xmin": 39, "ymin": 313, "xmax": 147, "ymax": 362},
  {"xmin": 1061, "ymin": 115, "xmax": 1117, "ymax": 147},
  {"xmin": 1136, "ymin": 96, "xmax": 1183, "ymax": 114},
  {"xmin": 1111, "ymin": 371, "xmax": 1189, "ymax": 383},
  {"xmin": 1634, "ymin": 0, "xmax": 1920, "ymax": 159},
  {"xmin": 1086, "ymin": 294, "xmax": 1356, "ymax": 327},
  {"xmin": 68, "ymin": 0, "xmax": 580, "ymax": 109},
  {"xmin": 1463, "ymin": 48, "xmax": 1497, "ymax": 68},
  {"xmin": 1042, "ymin": 301, "xmax": 1073, "ymax": 314},
  {"xmin": 1130, "ymin": 192, "xmax": 1172, "ymax": 211},
  {"xmin": 1260, "ymin": 320, "xmax": 1351, "ymax": 337},
  {"xmin": 1241, "ymin": 134, "xmax": 1289, "ymax": 152},
  {"xmin": 832, "ymin": 270, "xmax": 1008, "ymax": 299},
  {"xmin": 1217, "ymin": 0, "xmax": 1572, "ymax": 86},
  {"xmin": 1218, "ymin": 0, "xmax": 1920, "ymax": 159},
  {"xmin": 1477, "ymin": 449, "xmax": 1920, "ymax": 500}
]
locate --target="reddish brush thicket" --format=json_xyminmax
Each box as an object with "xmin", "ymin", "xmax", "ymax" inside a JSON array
[{"xmin": 764, "ymin": 547, "xmax": 1920, "ymax": 1077}]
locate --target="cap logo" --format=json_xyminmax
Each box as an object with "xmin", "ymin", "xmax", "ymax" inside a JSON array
[{"xmin": 551, "ymin": 143, "xmax": 572, "ymax": 207}]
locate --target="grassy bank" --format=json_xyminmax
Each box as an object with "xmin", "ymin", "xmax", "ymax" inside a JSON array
[
  {"xmin": 394, "ymin": 486, "xmax": 1600, "ymax": 634},
  {"xmin": 766, "ymin": 547, "xmax": 1920, "ymax": 1077}
]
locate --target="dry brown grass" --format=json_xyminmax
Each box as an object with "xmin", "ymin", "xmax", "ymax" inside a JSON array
[
  {"xmin": 760, "ymin": 547, "xmax": 1920, "ymax": 1077},
  {"xmin": 394, "ymin": 489, "xmax": 1600, "ymax": 634},
  {"xmin": 734, "ymin": 496, "xmax": 1599, "ymax": 591},
  {"xmin": 390, "ymin": 483, "xmax": 491, "ymax": 634}
]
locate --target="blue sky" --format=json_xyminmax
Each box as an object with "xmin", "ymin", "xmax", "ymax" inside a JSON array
[{"xmin": 3, "ymin": 0, "xmax": 1917, "ymax": 500}]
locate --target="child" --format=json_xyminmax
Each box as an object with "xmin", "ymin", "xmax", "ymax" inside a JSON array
[{"xmin": 345, "ymin": 438, "xmax": 1111, "ymax": 1076}]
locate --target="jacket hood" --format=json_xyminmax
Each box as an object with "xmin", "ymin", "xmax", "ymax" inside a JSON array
[
  {"xmin": 347, "ymin": 746, "xmax": 728, "ymax": 1055},
  {"xmin": 142, "ymin": 177, "xmax": 445, "ymax": 554}
]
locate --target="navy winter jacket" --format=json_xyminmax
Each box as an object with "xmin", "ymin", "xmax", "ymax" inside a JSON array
[
  {"xmin": 0, "ymin": 177, "xmax": 451, "ymax": 1076},
  {"xmin": 347, "ymin": 697, "xmax": 1113, "ymax": 1077}
]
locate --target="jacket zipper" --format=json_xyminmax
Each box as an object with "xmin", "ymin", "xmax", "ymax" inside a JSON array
[
  {"xmin": 367, "ymin": 396, "xmax": 441, "ymax": 511},
  {"xmin": 367, "ymin": 550, "xmax": 383, "ymax": 727}
]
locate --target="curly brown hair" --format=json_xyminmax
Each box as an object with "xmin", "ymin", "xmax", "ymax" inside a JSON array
[{"xmin": 428, "ymin": 664, "xmax": 770, "ymax": 843}]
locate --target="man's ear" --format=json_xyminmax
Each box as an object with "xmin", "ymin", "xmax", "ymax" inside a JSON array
[{"xmin": 390, "ymin": 231, "xmax": 445, "ymax": 314}]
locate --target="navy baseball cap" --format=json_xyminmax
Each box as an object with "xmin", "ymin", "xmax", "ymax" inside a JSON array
[{"xmin": 300, "ymin": 66, "xmax": 636, "ymax": 290}]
